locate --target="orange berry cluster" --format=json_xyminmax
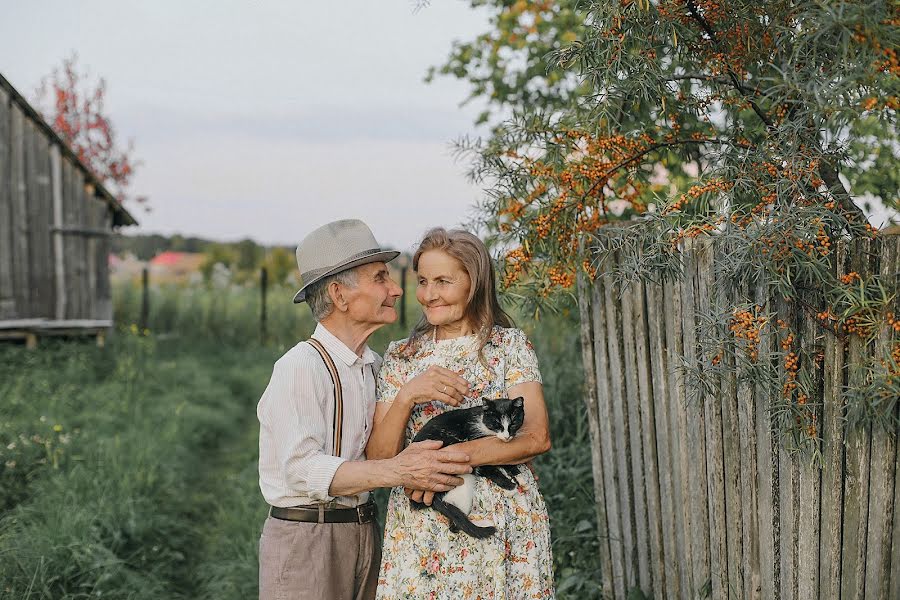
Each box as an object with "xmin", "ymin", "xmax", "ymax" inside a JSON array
[
  {"xmin": 779, "ymin": 325, "xmax": 818, "ymax": 440},
  {"xmin": 842, "ymin": 315, "xmax": 873, "ymax": 337},
  {"xmin": 889, "ymin": 341, "xmax": 900, "ymax": 376},
  {"xmin": 729, "ymin": 307, "xmax": 767, "ymax": 361},
  {"xmin": 670, "ymin": 223, "xmax": 719, "ymax": 248},
  {"xmin": 886, "ymin": 313, "xmax": 900, "ymax": 334},
  {"xmin": 546, "ymin": 266, "xmax": 575, "ymax": 290},
  {"xmin": 816, "ymin": 308, "xmax": 837, "ymax": 323},
  {"xmin": 781, "ymin": 337, "xmax": 800, "ymax": 399},
  {"xmin": 840, "ymin": 271, "xmax": 861, "ymax": 285},
  {"xmin": 503, "ymin": 247, "xmax": 530, "ymax": 288},
  {"xmin": 663, "ymin": 178, "xmax": 733, "ymax": 215},
  {"xmin": 581, "ymin": 259, "xmax": 597, "ymax": 280}
]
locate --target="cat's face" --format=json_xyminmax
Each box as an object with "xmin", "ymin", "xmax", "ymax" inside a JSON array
[{"xmin": 481, "ymin": 397, "xmax": 525, "ymax": 442}]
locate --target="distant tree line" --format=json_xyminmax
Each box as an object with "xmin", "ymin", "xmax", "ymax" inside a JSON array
[{"xmin": 112, "ymin": 233, "xmax": 298, "ymax": 285}]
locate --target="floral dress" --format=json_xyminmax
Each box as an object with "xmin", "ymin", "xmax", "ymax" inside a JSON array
[{"xmin": 375, "ymin": 326, "xmax": 555, "ymax": 600}]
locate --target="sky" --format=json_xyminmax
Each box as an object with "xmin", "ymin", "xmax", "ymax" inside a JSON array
[
  {"xmin": 0, "ymin": 1, "xmax": 492, "ymax": 253},
  {"xmin": 3, "ymin": 1, "xmax": 894, "ymax": 254}
]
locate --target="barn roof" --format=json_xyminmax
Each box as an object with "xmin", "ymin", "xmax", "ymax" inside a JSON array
[{"xmin": 0, "ymin": 72, "xmax": 137, "ymax": 227}]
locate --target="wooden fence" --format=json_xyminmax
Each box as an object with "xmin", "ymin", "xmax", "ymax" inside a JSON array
[{"xmin": 576, "ymin": 234, "xmax": 899, "ymax": 600}]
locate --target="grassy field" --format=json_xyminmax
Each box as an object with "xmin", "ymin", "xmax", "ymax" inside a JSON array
[{"xmin": 0, "ymin": 282, "xmax": 602, "ymax": 599}]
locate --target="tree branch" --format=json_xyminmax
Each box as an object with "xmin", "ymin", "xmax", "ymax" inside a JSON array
[
  {"xmin": 818, "ymin": 159, "xmax": 867, "ymax": 224},
  {"xmin": 666, "ymin": 74, "xmax": 756, "ymax": 95},
  {"xmin": 683, "ymin": 0, "xmax": 774, "ymax": 130},
  {"xmin": 581, "ymin": 137, "xmax": 736, "ymax": 201}
]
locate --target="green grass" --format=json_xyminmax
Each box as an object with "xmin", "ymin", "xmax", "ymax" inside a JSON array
[
  {"xmin": 1, "ymin": 283, "xmax": 604, "ymax": 599},
  {"xmin": 0, "ymin": 334, "xmax": 279, "ymax": 599}
]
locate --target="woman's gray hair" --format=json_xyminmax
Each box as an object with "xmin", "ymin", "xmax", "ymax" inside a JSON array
[{"xmin": 306, "ymin": 268, "xmax": 359, "ymax": 321}]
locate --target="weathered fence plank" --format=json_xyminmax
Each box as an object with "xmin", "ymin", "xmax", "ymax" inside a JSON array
[
  {"xmin": 592, "ymin": 261, "xmax": 627, "ymax": 599},
  {"xmin": 695, "ymin": 238, "xmax": 727, "ymax": 598},
  {"xmin": 796, "ymin": 308, "xmax": 822, "ymax": 600},
  {"xmin": 819, "ymin": 242, "xmax": 847, "ymax": 600},
  {"xmin": 736, "ymin": 276, "xmax": 764, "ymax": 600},
  {"xmin": 621, "ymin": 273, "xmax": 652, "ymax": 594},
  {"xmin": 663, "ymin": 277, "xmax": 695, "ymax": 598},
  {"xmin": 776, "ymin": 297, "xmax": 799, "ymax": 600},
  {"xmin": 576, "ymin": 268, "xmax": 614, "ymax": 600},
  {"xmin": 891, "ymin": 409, "xmax": 900, "ymax": 600},
  {"xmin": 603, "ymin": 251, "xmax": 639, "ymax": 591},
  {"xmin": 632, "ymin": 277, "xmax": 665, "ymax": 596},
  {"xmin": 719, "ymin": 274, "xmax": 745, "ymax": 600},
  {"xmin": 679, "ymin": 238, "xmax": 712, "ymax": 596},
  {"xmin": 841, "ymin": 238, "xmax": 875, "ymax": 600},
  {"xmin": 646, "ymin": 279, "xmax": 683, "ymax": 600},
  {"xmin": 864, "ymin": 235, "xmax": 899, "ymax": 599}
]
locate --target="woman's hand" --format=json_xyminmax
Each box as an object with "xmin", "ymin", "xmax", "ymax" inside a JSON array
[
  {"xmin": 404, "ymin": 487, "xmax": 436, "ymax": 505},
  {"xmin": 396, "ymin": 366, "xmax": 470, "ymax": 407}
]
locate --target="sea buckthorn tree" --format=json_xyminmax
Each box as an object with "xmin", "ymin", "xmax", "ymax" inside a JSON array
[{"xmin": 437, "ymin": 0, "xmax": 899, "ymax": 441}]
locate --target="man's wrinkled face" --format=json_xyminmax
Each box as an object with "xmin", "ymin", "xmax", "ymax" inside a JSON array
[{"xmin": 342, "ymin": 262, "xmax": 403, "ymax": 326}]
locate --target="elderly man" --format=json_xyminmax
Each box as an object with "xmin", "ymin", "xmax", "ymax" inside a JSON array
[{"xmin": 257, "ymin": 219, "xmax": 471, "ymax": 600}]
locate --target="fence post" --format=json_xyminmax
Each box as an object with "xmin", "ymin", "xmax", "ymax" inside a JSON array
[
  {"xmin": 400, "ymin": 266, "xmax": 408, "ymax": 327},
  {"xmin": 260, "ymin": 266, "xmax": 268, "ymax": 344},
  {"xmin": 139, "ymin": 266, "xmax": 149, "ymax": 332}
]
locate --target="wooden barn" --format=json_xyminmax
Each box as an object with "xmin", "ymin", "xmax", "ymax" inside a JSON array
[{"xmin": 0, "ymin": 72, "xmax": 137, "ymax": 347}]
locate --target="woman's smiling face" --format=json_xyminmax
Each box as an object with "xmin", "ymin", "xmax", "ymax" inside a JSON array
[{"xmin": 415, "ymin": 249, "xmax": 472, "ymax": 329}]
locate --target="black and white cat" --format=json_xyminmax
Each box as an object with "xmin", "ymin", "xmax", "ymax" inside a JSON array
[{"xmin": 410, "ymin": 397, "xmax": 525, "ymax": 538}]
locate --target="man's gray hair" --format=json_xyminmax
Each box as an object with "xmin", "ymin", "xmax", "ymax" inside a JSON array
[{"xmin": 306, "ymin": 268, "xmax": 359, "ymax": 321}]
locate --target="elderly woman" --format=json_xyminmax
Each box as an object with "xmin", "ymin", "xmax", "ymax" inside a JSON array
[{"xmin": 366, "ymin": 228, "xmax": 555, "ymax": 599}]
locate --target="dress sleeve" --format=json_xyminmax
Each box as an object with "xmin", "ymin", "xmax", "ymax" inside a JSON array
[
  {"xmin": 504, "ymin": 328, "xmax": 543, "ymax": 388},
  {"xmin": 376, "ymin": 341, "xmax": 407, "ymax": 404}
]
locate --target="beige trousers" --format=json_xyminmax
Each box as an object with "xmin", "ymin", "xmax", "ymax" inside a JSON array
[{"xmin": 259, "ymin": 516, "xmax": 380, "ymax": 600}]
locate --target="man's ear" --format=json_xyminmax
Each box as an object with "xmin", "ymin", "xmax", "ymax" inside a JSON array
[{"xmin": 328, "ymin": 280, "xmax": 349, "ymax": 312}]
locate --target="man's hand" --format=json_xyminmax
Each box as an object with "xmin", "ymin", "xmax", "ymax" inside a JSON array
[
  {"xmin": 396, "ymin": 366, "xmax": 470, "ymax": 407},
  {"xmin": 390, "ymin": 439, "xmax": 471, "ymax": 492}
]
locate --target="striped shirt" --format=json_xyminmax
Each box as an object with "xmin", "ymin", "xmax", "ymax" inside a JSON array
[{"xmin": 257, "ymin": 323, "xmax": 379, "ymax": 508}]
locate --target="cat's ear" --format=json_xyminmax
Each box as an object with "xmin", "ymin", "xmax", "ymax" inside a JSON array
[
  {"xmin": 512, "ymin": 396, "xmax": 524, "ymax": 407},
  {"xmin": 481, "ymin": 397, "xmax": 494, "ymax": 408}
]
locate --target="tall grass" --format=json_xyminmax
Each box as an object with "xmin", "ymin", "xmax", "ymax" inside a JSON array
[
  {"xmin": 0, "ymin": 334, "xmax": 278, "ymax": 599},
  {"xmin": 3, "ymin": 281, "xmax": 604, "ymax": 599}
]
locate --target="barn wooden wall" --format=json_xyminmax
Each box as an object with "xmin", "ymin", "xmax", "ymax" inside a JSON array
[{"xmin": 0, "ymin": 85, "xmax": 113, "ymax": 323}]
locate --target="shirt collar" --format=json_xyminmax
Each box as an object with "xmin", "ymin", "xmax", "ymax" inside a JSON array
[{"xmin": 312, "ymin": 323, "xmax": 376, "ymax": 367}]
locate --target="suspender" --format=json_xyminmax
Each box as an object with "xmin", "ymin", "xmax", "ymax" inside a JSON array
[{"xmin": 307, "ymin": 338, "xmax": 344, "ymax": 457}]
